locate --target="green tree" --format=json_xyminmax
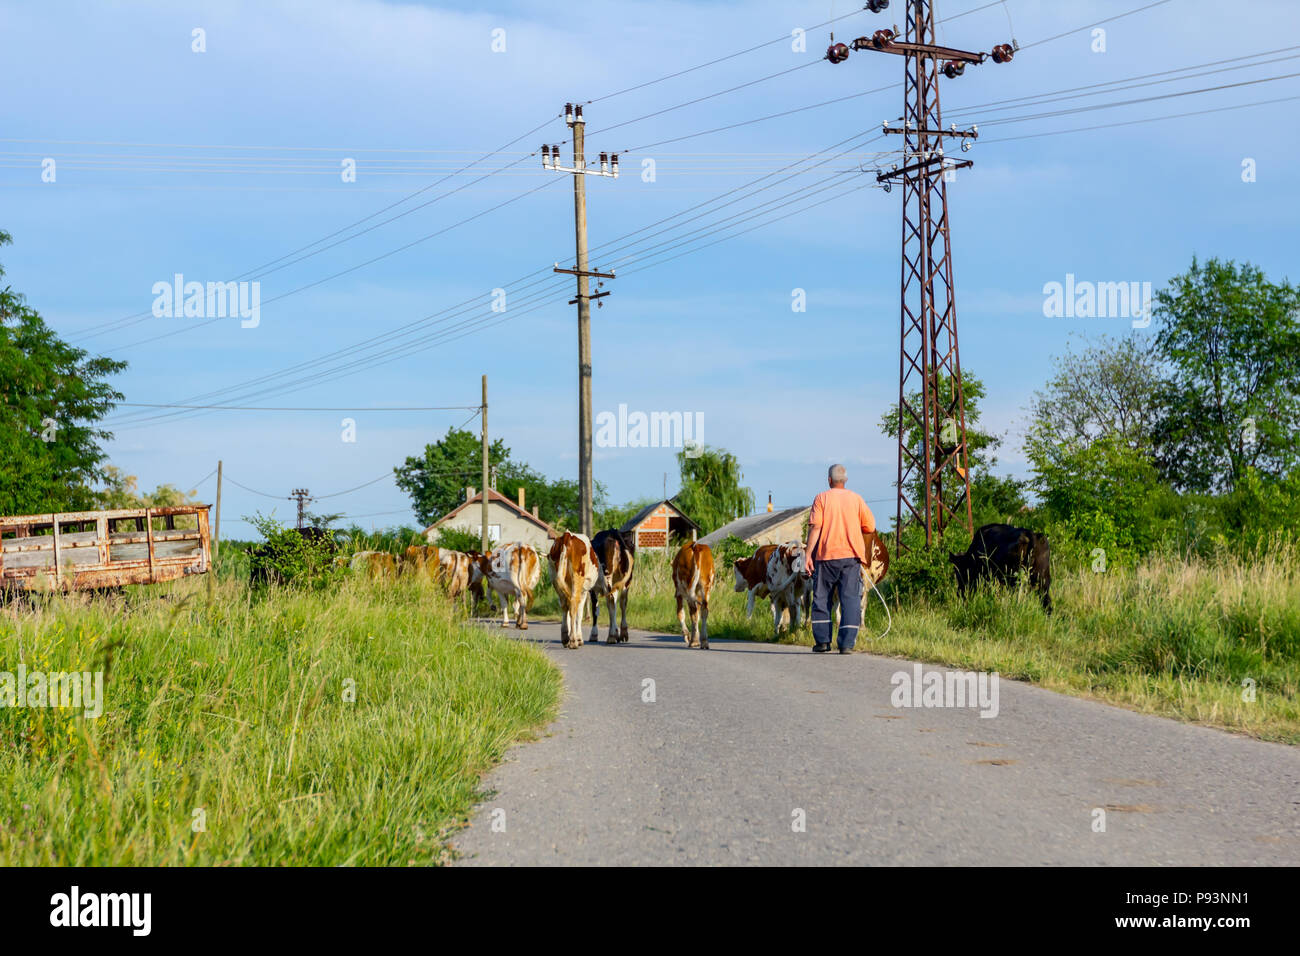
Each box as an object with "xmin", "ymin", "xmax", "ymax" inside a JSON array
[
  {"xmin": 1151, "ymin": 257, "xmax": 1300, "ymax": 492},
  {"xmin": 394, "ymin": 427, "xmax": 508, "ymax": 525},
  {"xmin": 96, "ymin": 465, "xmax": 201, "ymax": 509},
  {"xmin": 1027, "ymin": 334, "xmax": 1164, "ymax": 454},
  {"xmin": 877, "ymin": 370, "xmax": 1002, "ymax": 533},
  {"xmin": 394, "ymin": 427, "xmax": 605, "ymax": 529},
  {"xmin": 673, "ymin": 445, "xmax": 754, "ymax": 534},
  {"xmin": 0, "ymin": 230, "xmax": 125, "ymax": 514}
]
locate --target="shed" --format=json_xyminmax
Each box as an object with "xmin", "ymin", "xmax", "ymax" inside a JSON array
[
  {"xmin": 697, "ymin": 506, "xmax": 809, "ymax": 549},
  {"xmin": 618, "ymin": 500, "xmax": 701, "ymax": 551},
  {"xmin": 425, "ymin": 486, "xmax": 558, "ymax": 552}
]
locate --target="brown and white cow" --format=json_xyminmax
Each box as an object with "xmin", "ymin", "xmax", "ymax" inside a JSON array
[
  {"xmin": 834, "ymin": 531, "xmax": 891, "ymax": 630},
  {"xmin": 349, "ymin": 550, "xmax": 398, "ymax": 579},
  {"xmin": 588, "ymin": 529, "xmax": 635, "ymax": 643},
  {"xmin": 483, "ymin": 542, "xmax": 541, "ymax": 629},
  {"xmin": 732, "ymin": 543, "xmax": 780, "ymax": 619},
  {"xmin": 466, "ymin": 550, "xmax": 499, "ymax": 614},
  {"xmin": 765, "ymin": 541, "xmax": 812, "ymax": 639},
  {"xmin": 548, "ymin": 532, "xmax": 599, "ymax": 649},
  {"xmin": 672, "ymin": 541, "xmax": 715, "ymax": 650},
  {"xmin": 401, "ymin": 544, "xmax": 439, "ymax": 580},
  {"xmin": 436, "ymin": 549, "xmax": 473, "ymax": 603}
]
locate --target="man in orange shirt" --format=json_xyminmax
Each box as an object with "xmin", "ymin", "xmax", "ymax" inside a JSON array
[{"xmin": 802, "ymin": 463, "xmax": 876, "ymax": 654}]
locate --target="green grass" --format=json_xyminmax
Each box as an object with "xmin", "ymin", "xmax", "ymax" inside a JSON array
[
  {"xmin": 533, "ymin": 544, "xmax": 1300, "ymax": 744},
  {"xmin": 0, "ymin": 571, "xmax": 560, "ymax": 865}
]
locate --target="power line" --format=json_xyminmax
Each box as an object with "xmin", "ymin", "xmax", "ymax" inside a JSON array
[
  {"xmin": 979, "ymin": 91, "xmax": 1300, "ymax": 144},
  {"xmin": 1020, "ymin": 0, "xmax": 1179, "ymax": 51},
  {"xmin": 116, "ymin": 402, "xmax": 479, "ymax": 411}
]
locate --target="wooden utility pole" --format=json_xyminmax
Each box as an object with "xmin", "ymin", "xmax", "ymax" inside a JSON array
[
  {"xmin": 214, "ymin": 459, "xmax": 223, "ymax": 561},
  {"xmin": 207, "ymin": 459, "xmax": 222, "ymax": 606},
  {"xmin": 826, "ymin": 2, "xmax": 1015, "ymax": 550},
  {"xmin": 480, "ymin": 374, "xmax": 490, "ymax": 553},
  {"xmin": 543, "ymin": 104, "xmax": 618, "ymax": 537}
]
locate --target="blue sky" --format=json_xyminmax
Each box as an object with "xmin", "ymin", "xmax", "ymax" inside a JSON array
[{"xmin": 3, "ymin": 0, "xmax": 1298, "ymax": 536}]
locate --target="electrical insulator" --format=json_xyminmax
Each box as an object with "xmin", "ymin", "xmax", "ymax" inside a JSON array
[
  {"xmin": 826, "ymin": 42, "xmax": 850, "ymax": 64},
  {"xmin": 991, "ymin": 43, "xmax": 1014, "ymax": 63},
  {"xmin": 541, "ymin": 145, "xmax": 551, "ymax": 168},
  {"xmin": 611, "ymin": 153, "xmax": 620, "ymax": 176},
  {"xmin": 872, "ymin": 29, "xmax": 894, "ymax": 49},
  {"xmin": 942, "ymin": 60, "xmax": 966, "ymax": 79},
  {"xmin": 564, "ymin": 103, "xmax": 574, "ymax": 126},
  {"xmin": 960, "ymin": 138, "xmax": 973, "ymax": 152},
  {"xmin": 866, "ymin": 0, "xmax": 889, "ymax": 12},
  {"xmin": 599, "ymin": 152, "xmax": 609, "ymax": 174},
  {"xmin": 574, "ymin": 104, "xmax": 584, "ymax": 122}
]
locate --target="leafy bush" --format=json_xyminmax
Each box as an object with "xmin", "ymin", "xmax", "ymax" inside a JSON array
[
  {"xmin": 247, "ymin": 513, "xmax": 342, "ymax": 589},
  {"xmin": 713, "ymin": 534, "xmax": 755, "ymax": 570},
  {"xmin": 434, "ymin": 526, "xmax": 482, "ymax": 553}
]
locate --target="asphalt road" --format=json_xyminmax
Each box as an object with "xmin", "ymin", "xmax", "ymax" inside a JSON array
[{"xmin": 452, "ymin": 622, "xmax": 1300, "ymax": 866}]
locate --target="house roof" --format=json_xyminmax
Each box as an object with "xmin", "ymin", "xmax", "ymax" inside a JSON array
[
  {"xmin": 619, "ymin": 499, "xmax": 701, "ymax": 534},
  {"xmin": 697, "ymin": 506, "xmax": 809, "ymax": 547},
  {"xmin": 426, "ymin": 488, "xmax": 559, "ymax": 537}
]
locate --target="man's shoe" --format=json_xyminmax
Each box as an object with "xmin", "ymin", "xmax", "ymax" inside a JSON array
[
  {"xmin": 812, "ymin": 643, "xmax": 831, "ymax": 653},
  {"xmin": 838, "ymin": 646, "xmax": 853, "ymax": 654}
]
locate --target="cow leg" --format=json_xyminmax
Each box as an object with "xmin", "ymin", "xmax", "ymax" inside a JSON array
[
  {"xmin": 606, "ymin": 590, "xmax": 618, "ymax": 642},
  {"xmin": 517, "ymin": 588, "xmax": 530, "ymax": 629},
  {"xmin": 618, "ymin": 587, "xmax": 630, "ymax": 642},
  {"xmin": 572, "ymin": 597, "xmax": 585, "ymax": 647},
  {"xmin": 589, "ymin": 589, "xmax": 601, "ymax": 642},
  {"xmin": 676, "ymin": 594, "xmax": 691, "ymax": 644},
  {"xmin": 771, "ymin": 598, "xmax": 783, "ymax": 640},
  {"xmin": 699, "ymin": 593, "xmax": 710, "ymax": 650},
  {"xmin": 745, "ymin": 588, "xmax": 755, "ymax": 619}
]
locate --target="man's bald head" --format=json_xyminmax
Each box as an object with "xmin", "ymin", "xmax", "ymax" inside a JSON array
[{"xmin": 828, "ymin": 464, "xmax": 847, "ymax": 487}]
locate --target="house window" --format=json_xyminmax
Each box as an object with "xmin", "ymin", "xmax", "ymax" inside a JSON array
[{"xmin": 475, "ymin": 525, "xmax": 501, "ymax": 544}]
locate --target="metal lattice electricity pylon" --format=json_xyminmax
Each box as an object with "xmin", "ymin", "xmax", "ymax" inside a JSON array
[{"xmin": 827, "ymin": 0, "xmax": 1016, "ymax": 551}]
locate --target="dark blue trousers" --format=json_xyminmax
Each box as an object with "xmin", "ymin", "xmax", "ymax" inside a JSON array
[{"xmin": 811, "ymin": 557, "xmax": 863, "ymax": 650}]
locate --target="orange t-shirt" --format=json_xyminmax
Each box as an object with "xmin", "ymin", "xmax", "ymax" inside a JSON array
[{"xmin": 809, "ymin": 488, "xmax": 876, "ymax": 563}]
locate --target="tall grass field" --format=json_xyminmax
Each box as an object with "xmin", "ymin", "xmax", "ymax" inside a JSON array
[{"xmin": 0, "ymin": 567, "xmax": 559, "ymax": 866}]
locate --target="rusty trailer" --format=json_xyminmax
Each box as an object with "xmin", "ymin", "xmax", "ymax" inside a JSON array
[{"xmin": 0, "ymin": 505, "xmax": 211, "ymax": 592}]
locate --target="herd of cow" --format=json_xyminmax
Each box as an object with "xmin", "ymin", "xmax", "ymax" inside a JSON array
[{"xmin": 305, "ymin": 520, "xmax": 1052, "ymax": 649}]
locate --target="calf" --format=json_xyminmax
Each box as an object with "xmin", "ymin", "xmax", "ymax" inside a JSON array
[
  {"xmin": 949, "ymin": 523, "xmax": 1052, "ymax": 613},
  {"xmin": 765, "ymin": 541, "xmax": 812, "ymax": 639},
  {"xmin": 672, "ymin": 542, "xmax": 715, "ymax": 650},
  {"xmin": 548, "ymin": 531, "xmax": 599, "ymax": 649},
  {"xmin": 589, "ymin": 529, "xmax": 635, "ymax": 644},
  {"xmin": 484, "ymin": 542, "xmax": 541, "ymax": 629},
  {"xmin": 732, "ymin": 543, "xmax": 779, "ymax": 619}
]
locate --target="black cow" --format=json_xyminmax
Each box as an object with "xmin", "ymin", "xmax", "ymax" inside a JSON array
[
  {"xmin": 949, "ymin": 523, "xmax": 1052, "ymax": 613},
  {"xmin": 589, "ymin": 529, "xmax": 636, "ymax": 643}
]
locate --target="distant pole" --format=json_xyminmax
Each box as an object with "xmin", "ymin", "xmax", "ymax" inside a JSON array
[
  {"xmin": 291, "ymin": 488, "xmax": 311, "ymax": 529},
  {"xmin": 543, "ymin": 103, "xmax": 618, "ymax": 538},
  {"xmin": 481, "ymin": 375, "xmax": 490, "ymax": 553},
  {"xmin": 214, "ymin": 459, "xmax": 223, "ymax": 561},
  {"xmin": 207, "ymin": 459, "xmax": 222, "ymax": 606}
]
